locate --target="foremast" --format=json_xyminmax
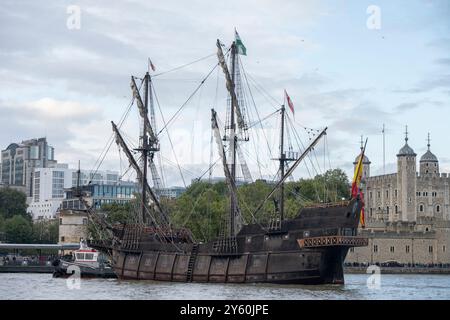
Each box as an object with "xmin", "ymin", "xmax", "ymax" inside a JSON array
[{"xmin": 112, "ymin": 71, "xmax": 169, "ymax": 228}]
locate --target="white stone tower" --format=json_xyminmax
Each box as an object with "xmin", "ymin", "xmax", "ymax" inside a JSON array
[
  {"xmin": 420, "ymin": 133, "xmax": 439, "ymax": 177},
  {"xmin": 353, "ymin": 136, "xmax": 371, "ymax": 180},
  {"xmin": 396, "ymin": 126, "xmax": 417, "ymax": 222}
]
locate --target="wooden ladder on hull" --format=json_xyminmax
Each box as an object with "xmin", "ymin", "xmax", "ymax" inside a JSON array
[{"xmin": 186, "ymin": 243, "xmax": 199, "ymax": 282}]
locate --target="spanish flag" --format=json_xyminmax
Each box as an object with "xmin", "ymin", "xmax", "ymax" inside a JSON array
[
  {"xmin": 360, "ymin": 190, "xmax": 366, "ymax": 228},
  {"xmin": 352, "ymin": 138, "xmax": 367, "ymax": 228},
  {"xmin": 351, "ymin": 153, "xmax": 364, "ymax": 199}
]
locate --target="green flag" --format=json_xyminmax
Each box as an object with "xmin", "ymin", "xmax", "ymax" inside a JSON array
[{"xmin": 235, "ymin": 30, "xmax": 247, "ymax": 56}]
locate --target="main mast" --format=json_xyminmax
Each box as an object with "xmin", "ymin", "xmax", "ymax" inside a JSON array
[{"xmin": 229, "ymin": 42, "xmax": 237, "ymax": 236}]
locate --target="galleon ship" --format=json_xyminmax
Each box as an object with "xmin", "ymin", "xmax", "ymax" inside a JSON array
[{"xmin": 83, "ymin": 31, "xmax": 368, "ymax": 284}]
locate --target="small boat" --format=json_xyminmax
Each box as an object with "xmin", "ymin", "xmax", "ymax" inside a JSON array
[{"xmin": 53, "ymin": 240, "xmax": 116, "ymax": 278}]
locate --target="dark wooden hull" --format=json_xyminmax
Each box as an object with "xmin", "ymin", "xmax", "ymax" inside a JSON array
[
  {"xmin": 113, "ymin": 246, "xmax": 349, "ymax": 284},
  {"xmin": 105, "ymin": 199, "xmax": 367, "ymax": 285}
]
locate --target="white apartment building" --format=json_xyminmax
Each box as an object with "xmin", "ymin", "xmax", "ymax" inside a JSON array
[{"xmin": 27, "ymin": 166, "xmax": 120, "ymax": 220}]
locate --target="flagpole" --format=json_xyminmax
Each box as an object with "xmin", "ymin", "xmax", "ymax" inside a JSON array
[
  {"xmin": 352, "ymin": 138, "xmax": 368, "ymax": 199},
  {"xmin": 356, "ymin": 138, "xmax": 368, "ymax": 180},
  {"xmin": 382, "ymin": 123, "xmax": 385, "ymax": 175}
]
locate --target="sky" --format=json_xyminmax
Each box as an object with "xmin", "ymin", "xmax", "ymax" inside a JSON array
[{"xmin": 1, "ymin": 0, "xmax": 449, "ymax": 187}]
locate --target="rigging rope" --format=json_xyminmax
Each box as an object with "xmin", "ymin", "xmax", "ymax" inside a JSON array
[
  {"xmin": 88, "ymin": 78, "xmax": 144, "ymax": 184},
  {"xmin": 151, "ymin": 84, "xmax": 187, "ymax": 188},
  {"xmin": 156, "ymin": 63, "xmax": 219, "ymax": 136},
  {"xmin": 152, "ymin": 53, "xmax": 216, "ymax": 77}
]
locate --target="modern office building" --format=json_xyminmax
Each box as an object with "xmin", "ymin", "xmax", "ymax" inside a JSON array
[
  {"xmin": 62, "ymin": 181, "xmax": 139, "ymax": 211},
  {"xmin": 27, "ymin": 166, "xmax": 72, "ymax": 220},
  {"xmin": 157, "ymin": 186, "xmax": 186, "ymax": 199},
  {"xmin": 1, "ymin": 137, "xmax": 57, "ymax": 197},
  {"xmin": 27, "ymin": 166, "xmax": 122, "ymax": 220}
]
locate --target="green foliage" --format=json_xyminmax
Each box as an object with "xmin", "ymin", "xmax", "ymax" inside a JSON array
[
  {"xmin": 31, "ymin": 219, "xmax": 59, "ymax": 243},
  {"xmin": 169, "ymin": 181, "xmax": 228, "ymax": 242},
  {"xmin": 4, "ymin": 215, "xmax": 33, "ymax": 243},
  {"xmin": 101, "ymin": 202, "xmax": 135, "ymax": 224},
  {"xmin": 0, "ymin": 188, "xmax": 59, "ymax": 243},
  {"xmin": 0, "ymin": 188, "xmax": 29, "ymax": 220},
  {"xmin": 237, "ymin": 179, "xmax": 275, "ymax": 223}
]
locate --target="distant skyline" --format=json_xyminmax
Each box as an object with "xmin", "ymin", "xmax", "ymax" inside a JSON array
[{"xmin": 1, "ymin": 0, "xmax": 449, "ymax": 186}]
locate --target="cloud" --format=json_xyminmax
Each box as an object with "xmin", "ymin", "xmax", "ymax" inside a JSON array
[
  {"xmin": 435, "ymin": 58, "xmax": 450, "ymax": 66},
  {"xmin": 395, "ymin": 102, "xmax": 421, "ymax": 112},
  {"xmin": 392, "ymin": 74, "xmax": 450, "ymax": 94},
  {"xmin": 0, "ymin": 98, "xmax": 104, "ymax": 168}
]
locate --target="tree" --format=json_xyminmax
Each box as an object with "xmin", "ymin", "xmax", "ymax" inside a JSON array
[
  {"xmin": 31, "ymin": 219, "xmax": 59, "ymax": 243},
  {"xmin": 0, "ymin": 215, "xmax": 4, "ymax": 232},
  {"xmin": 101, "ymin": 202, "xmax": 135, "ymax": 224},
  {"xmin": 0, "ymin": 188, "xmax": 30, "ymax": 220},
  {"xmin": 4, "ymin": 215, "xmax": 33, "ymax": 243},
  {"xmin": 170, "ymin": 181, "xmax": 227, "ymax": 242}
]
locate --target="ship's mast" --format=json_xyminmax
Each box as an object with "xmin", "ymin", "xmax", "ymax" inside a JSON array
[
  {"xmin": 279, "ymin": 105, "xmax": 286, "ymax": 221},
  {"xmin": 140, "ymin": 72, "xmax": 150, "ymax": 224},
  {"xmin": 229, "ymin": 42, "xmax": 237, "ymax": 236}
]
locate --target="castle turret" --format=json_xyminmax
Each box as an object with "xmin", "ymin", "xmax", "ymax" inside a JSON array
[
  {"xmin": 420, "ymin": 133, "xmax": 439, "ymax": 176},
  {"xmin": 396, "ymin": 126, "xmax": 417, "ymax": 222},
  {"xmin": 353, "ymin": 137, "xmax": 371, "ymax": 180}
]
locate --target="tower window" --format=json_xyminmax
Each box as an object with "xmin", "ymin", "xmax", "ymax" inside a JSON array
[
  {"xmin": 374, "ymin": 245, "xmax": 378, "ymax": 253},
  {"xmin": 406, "ymin": 245, "xmax": 410, "ymax": 253},
  {"xmin": 390, "ymin": 246, "xmax": 395, "ymax": 253},
  {"xmin": 419, "ymin": 204, "xmax": 424, "ymax": 212},
  {"xmin": 429, "ymin": 246, "xmax": 433, "ymax": 253},
  {"xmin": 436, "ymin": 205, "xmax": 440, "ymax": 213}
]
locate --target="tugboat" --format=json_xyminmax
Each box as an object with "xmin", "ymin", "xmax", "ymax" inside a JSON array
[
  {"xmin": 85, "ymin": 31, "xmax": 368, "ymax": 284},
  {"xmin": 53, "ymin": 239, "xmax": 116, "ymax": 278}
]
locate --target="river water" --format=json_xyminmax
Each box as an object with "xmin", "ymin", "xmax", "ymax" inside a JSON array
[{"xmin": 0, "ymin": 273, "xmax": 449, "ymax": 300}]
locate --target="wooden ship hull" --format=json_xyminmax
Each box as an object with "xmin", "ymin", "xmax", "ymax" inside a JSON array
[{"xmin": 103, "ymin": 200, "xmax": 367, "ymax": 285}]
